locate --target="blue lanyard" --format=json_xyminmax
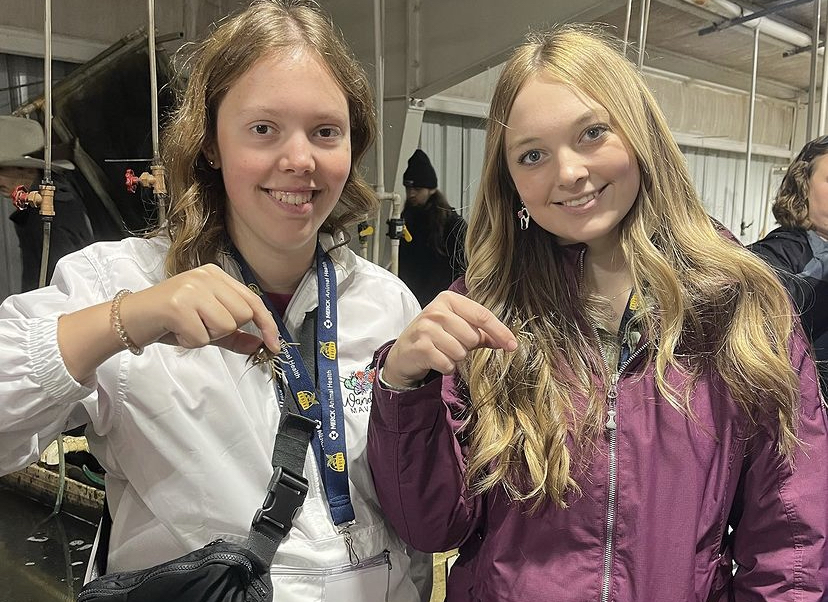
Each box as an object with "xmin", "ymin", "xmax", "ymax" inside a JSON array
[{"xmin": 230, "ymin": 242, "xmax": 355, "ymax": 528}]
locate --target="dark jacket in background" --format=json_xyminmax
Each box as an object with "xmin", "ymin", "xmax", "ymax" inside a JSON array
[
  {"xmin": 399, "ymin": 202, "xmax": 467, "ymax": 307},
  {"xmin": 749, "ymin": 226, "xmax": 828, "ymax": 393}
]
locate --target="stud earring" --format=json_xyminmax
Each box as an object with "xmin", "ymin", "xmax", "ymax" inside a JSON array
[
  {"xmin": 516, "ymin": 202, "xmax": 530, "ymax": 231},
  {"xmin": 208, "ymin": 159, "xmax": 215, "ymax": 167}
]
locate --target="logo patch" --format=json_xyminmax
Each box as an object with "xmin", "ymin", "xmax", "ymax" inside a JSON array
[{"xmin": 342, "ymin": 367, "xmax": 376, "ymax": 413}]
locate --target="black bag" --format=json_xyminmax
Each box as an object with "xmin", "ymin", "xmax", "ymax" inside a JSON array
[
  {"xmin": 77, "ymin": 412, "xmax": 317, "ymax": 602},
  {"xmin": 76, "ymin": 540, "xmax": 269, "ymax": 602}
]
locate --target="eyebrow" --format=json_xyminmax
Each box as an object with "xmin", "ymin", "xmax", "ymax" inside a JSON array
[
  {"xmin": 237, "ymin": 106, "xmax": 349, "ymax": 122},
  {"xmin": 505, "ymin": 109, "xmax": 603, "ymax": 152}
]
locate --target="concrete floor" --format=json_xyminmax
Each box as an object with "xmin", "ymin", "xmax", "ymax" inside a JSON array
[
  {"xmin": 0, "ymin": 485, "xmax": 97, "ymax": 602},
  {"xmin": 0, "ymin": 479, "xmax": 455, "ymax": 602}
]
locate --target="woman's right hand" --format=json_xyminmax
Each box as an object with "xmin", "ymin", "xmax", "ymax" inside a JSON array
[
  {"xmin": 57, "ymin": 264, "xmax": 280, "ymax": 382},
  {"xmin": 381, "ymin": 291, "xmax": 517, "ymax": 390},
  {"xmin": 120, "ymin": 264, "xmax": 280, "ymax": 355}
]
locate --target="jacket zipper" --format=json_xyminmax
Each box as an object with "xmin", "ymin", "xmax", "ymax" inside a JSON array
[
  {"xmin": 592, "ymin": 325, "xmax": 647, "ymax": 602},
  {"xmin": 268, "ymin": 549, "xmax": 391, "ymax": 576},
  {"xmin": 579, "ymin": 248, "xmax": 650, "ymax": 602}
]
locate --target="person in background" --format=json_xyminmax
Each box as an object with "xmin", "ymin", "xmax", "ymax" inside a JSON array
[
  {"xmin": 0, "ymin": 2, "xmax": 428, "ymax": 600},
  {"xmin": 749, "ymin": 135, "xmax": 828, "ymax": 396},
  {"xmin": 0, "ymin": 115, "xmax": 93, "ymax": 292},
  {"xmin": 367, "ymin": 24, "xmax": 828, "ymax": 601},
  {"xmin": 399, "ymin": 148, "xmax": 467, "ymax": 306}
]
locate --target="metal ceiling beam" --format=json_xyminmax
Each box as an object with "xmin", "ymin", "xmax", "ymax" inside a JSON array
[
  {"xmin": 698, "ymin": 0, "xmax": 812, "ymax": 36},
  {"xmin": 643, "ymin": 43, "xmax": 803, "ymax": 98}
]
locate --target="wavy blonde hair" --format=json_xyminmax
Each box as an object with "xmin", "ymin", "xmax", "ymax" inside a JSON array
[
  {"xmin": 156, "ymin": 0, "xmax": 377, "ymax": 275},
  {"xmin": 772, "ymin": 135, "xmax": 828, "ymax": 230},
  {"xmin": 461, "ymin": 24, "xmax": 800, "ymax": 509}
]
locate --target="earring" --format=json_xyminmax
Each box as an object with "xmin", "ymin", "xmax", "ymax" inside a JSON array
[
  {"xmin": 208, "ymin": 159, "xmax": 215, "ymax": 167},
  {"xmin": 516, "ymin": 202, "xmax": 530, "ymax": 231}
]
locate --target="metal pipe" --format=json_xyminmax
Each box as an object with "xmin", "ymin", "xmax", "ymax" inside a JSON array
[
  {"xmin": 680, "ymin": 0, "xmax": 820, "ymax": 50},
  {"xmin": 623, "ymin": 0, "xmax": 633, "ymax": 54},
  {"xmin": 821, "ymin": 4, "xmax": 828, "ymax": 134},
  {"xmin": 637, "ymin": 0, "xmax": 651, "ymax": 70},
  {"xmin": 43, "ymin": 0, "xmax": 52, "ymax": 183},
  {"xmin": 807, "ymin": 0, "xmax": 821, "ymax": 139},
  {"xmin": 388, "ymin": 192, "xmax": 402, "ymax": 276},
  {"xmin": 148, "ymin": 0, "xmax": 160, "ymax": 162},
  {"xmin": 372, "ymin": 0, "xmax": 386, "ymax": 265},
  {"xmin": 741, "ymin": 26, "xmax": 760, "ymax": 238},
  {"xmin": 44, "ymin": 0, "xmax": 64, "ymax": 516}
]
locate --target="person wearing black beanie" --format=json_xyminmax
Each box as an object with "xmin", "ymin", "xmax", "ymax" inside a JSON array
[{"xmin": 399, "ymin": 149, "xmax": 467, "ymax": 306}]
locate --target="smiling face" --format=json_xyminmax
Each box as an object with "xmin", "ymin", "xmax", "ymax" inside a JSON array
[
  {"xmin": 210, "ymin": 48, "xmax": 351, "ymax": 266},
  {"xmin": 504, "ymin": 76, "xmax": 641, "ymax": 252}
]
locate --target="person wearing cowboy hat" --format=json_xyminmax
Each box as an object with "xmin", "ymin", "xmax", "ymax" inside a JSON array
[{"xmin": 0, "ymin": 115, "xmax": 93, "ymax": 293}]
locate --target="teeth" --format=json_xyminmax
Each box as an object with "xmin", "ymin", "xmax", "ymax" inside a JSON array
[
  {"xmin": 267, "ymin": 190, "xmax": 313, "ymax": 205},
  {"xmin": 560, "ymin": 192, "xmax": 596, "ymax": 207}
]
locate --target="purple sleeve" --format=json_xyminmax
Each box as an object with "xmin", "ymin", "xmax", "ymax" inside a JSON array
[
  {"xmin": 731, "ymin": 332, "xmax": 828, "ymax": 600},
  {"xmin": 367, "ymin": 342, "xmax": 483, "ymax": 552}
]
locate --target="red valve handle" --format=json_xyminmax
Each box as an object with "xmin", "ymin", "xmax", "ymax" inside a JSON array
[
  {"xmin": 11, "ymin": 185, "xmax": 29, "ymax": 210},
  {"xmin": 125, "ymin": 169, "xmax": 140, "ymax": 193}
]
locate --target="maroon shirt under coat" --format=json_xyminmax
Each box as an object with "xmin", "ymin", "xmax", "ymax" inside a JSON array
[{"xmin": 367, "ymin": 294, "xmax": 828, "ymax": 601}]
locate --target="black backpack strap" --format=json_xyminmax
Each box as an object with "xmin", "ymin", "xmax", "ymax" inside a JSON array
[{"xmin": 245, "ymin": 310, "xmax": 319, "ymax": 569}]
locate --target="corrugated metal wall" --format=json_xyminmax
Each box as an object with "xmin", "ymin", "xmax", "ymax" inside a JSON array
[
  {"xmin": 420, "ymin": 114, "xmax": 486, "ymax": 218},
  {"xmin": 680, "ymin": 146, "xmax": 789, "ymax": 243},
  {"xmin": 420, "ymin": 113, "xmax": 790, "ymax": 245}
]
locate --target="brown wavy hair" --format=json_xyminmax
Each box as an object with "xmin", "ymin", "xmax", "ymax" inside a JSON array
[
  {"xmin": 772, "ymin": 135, "xmax": 828, "ymax": 230},
  {"xmin": 156, "ymin": 0, "xmax": 377, "ymax": 275},
  {"xmin": 461, "ymin": 24, "xmax": 800, "ymax": 509}
]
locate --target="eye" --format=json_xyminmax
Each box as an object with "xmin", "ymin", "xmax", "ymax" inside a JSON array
[
  {"xmin": 582, "ymin": 124, "xmax": 609, "ymax": 142},
  {"xmin": 518, "ymin": 149, "xmax": 543, "ymax": 165},
  {"xmin": 316, "ymin": 126, "xmax": 343, "ymax": 139},
  {"xmin": 252, "ymin": 124, "xmax": 273, "ymax": 135}
]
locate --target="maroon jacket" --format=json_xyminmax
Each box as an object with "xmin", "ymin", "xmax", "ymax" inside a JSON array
[{"xmin": 368, "ymin": 298, "xmax": 828, "ymax": 601}]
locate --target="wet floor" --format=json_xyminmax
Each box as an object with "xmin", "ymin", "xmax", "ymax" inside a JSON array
[{"xmin": 0, "ymin": 484, "xmax": 98, "ymax": 602}]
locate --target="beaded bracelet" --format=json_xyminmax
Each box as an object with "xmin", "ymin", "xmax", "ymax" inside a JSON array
[
  {"xmin": 377, "ymin": 367, "xmax": 420, "ymax": 392},
  {"xmin": 110, "ymin": 289, "xmax": 143, "ymax": 355}
]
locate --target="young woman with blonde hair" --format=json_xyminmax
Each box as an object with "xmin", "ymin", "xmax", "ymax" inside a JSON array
[
  {"xmin": 368, "ymin": 24, "xmax": 828, "ymax": 601},
  {"xmin": 0, "ymin": 1, "xmax": 427, "ymax": 599}
]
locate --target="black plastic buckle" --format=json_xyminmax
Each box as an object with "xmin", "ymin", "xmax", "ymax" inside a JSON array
[{"xmin": 252, "ymin": 466, "xmax": 309, "ymax": 539}]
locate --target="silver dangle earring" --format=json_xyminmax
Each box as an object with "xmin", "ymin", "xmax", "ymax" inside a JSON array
[{"xmin": 516, "ymin": 201, "xmax": 530, "ymax": 231}]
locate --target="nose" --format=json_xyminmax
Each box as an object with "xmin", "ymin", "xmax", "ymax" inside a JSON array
[
  {"xmin": 279, "ymin": 133, "xmax": 315, "ymax": 175},
  {"xmin": 556, "ymin": 148, "xmax": 588, "ymax": 189}
]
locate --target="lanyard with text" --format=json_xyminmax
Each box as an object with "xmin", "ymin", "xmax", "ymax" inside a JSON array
[{"xmin": 230, "ymin": 242, "xmax": 355, "ymax": 528}]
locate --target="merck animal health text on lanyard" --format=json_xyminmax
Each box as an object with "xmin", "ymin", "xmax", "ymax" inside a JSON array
[{"xmin": 230, "ymin": 241, "xmax": 356, "ymax": 551}]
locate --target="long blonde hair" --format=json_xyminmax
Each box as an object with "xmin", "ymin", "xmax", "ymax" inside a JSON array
[
  {"xmin": 158, "ymin": 0, "xmax": 377, "ymax": 275},
  {"xmin": 462, "ymin": 24, "xmax": 799, "ymax": 509}
]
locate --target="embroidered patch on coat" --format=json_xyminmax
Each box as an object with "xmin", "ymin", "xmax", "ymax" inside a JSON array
[{"xmin": 342, "ymin": 366, "xmax": 376, "ymax": 413}]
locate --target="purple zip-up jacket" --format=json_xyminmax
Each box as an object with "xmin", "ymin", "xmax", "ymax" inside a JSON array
[{"xmin": 367, "ymin": 290, "xmax": 828, "ymax": 601}]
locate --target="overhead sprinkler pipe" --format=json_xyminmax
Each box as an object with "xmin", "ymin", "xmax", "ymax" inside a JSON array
[
  {"xmin": 623, "ymin": 0, "xmax": 633, "ymax": 53},
  {"xmin": 372, "ymin": 0, "xmax": 387, "ymax": 266},
  {"xmin": 685, "ymin": 0, "xmax": 820, "ymax": 49},
  {"xmin": 43, "ymin": 0, "xmax": 52, "ymax": 184},
  {"xmin": 821, "ymin": 8, "xmax": 828, "ymax": 134},
  {"xmin": 637, "ymin": 0, "xmax": 652, "ymax": 69},
  {"xmin": 741, "ymin": 26, "xmax": 760, "ymax": 239},
  {"xmin": 123, "ymin": 0, "xmax": 168, "ymax": 225},
  {"xmin": 807, "ymin": 0, "xmax": 821, "ymax": 139},
  {"xmin": 148, "ymin": 0, "xmax": 160, "ymax": 165}
]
